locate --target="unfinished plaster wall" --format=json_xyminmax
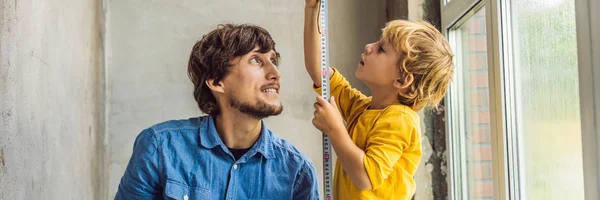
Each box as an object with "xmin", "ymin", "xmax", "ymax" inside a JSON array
[
  {"xmin": 0, "ymin": 0, "xmax": 106, "ymax": 199},
  {"xmin": 412, "ymin": 0, "xmax": 448, "ymax": 199}
]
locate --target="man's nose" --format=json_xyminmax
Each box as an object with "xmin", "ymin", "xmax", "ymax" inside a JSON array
[{"xmin": 266, "ymin": 62, "xmax": 280, "ymax": 80}]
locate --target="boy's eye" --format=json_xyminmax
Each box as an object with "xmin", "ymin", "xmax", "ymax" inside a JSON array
[
  {"xmin": 270, "ymin": 58, "xmax": 278, "ymax": 65},
  {"xmin": 250, "ymin": 57, "xmax": 260, "ymax": 64}
]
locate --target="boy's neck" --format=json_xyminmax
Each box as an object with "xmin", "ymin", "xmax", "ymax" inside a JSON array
[{"xmin": 369, "ymin": 89, "xmax": 401, "ymax": 109}]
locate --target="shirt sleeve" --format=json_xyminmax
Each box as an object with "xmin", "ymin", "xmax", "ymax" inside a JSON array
[
  {"xmin": 114, "ymin": 128, "xmax": 162, "ymax": 200},
  {"xmin": 292, "ymin": 160, "xmax": 320, "ymax": 200},
  {"xmin": 362, "ymin": 112, "xmax": 419, "ymax": 190},
  {"xmin": 313, "ymin": 67, "xmax": 370, "ymax": 122}
]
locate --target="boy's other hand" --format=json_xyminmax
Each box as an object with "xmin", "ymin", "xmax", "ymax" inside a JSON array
[
  {"xmin": 305, "ymin": 0, "xmax": 319, "ymax": 8},
  {"xmin": 312, "ymin": 96, "xmax": 345, "ymax": 134}
]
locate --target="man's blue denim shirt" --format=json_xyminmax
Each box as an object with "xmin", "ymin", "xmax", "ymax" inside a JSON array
[{"xmin": 115, "ymin": 115, "xmax": 320, "ymax": 200}]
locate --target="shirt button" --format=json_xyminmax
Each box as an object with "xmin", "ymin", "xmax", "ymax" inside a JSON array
[
  {"xmin": 183, "ymin": 195, "xmax": 188, "ymax": 200},
  {"xmin": 233, "ymin": 164, "xmax": 238, "ymax": 169}
]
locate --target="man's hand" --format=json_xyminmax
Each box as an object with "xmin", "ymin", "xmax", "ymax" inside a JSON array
[
  {"xmin": 312, "ymin": 96, "xmax": 345, "ymax": 134},
  {"xmin": 305, "ymin": 0, "xmax": 319, "ymax": 9}
]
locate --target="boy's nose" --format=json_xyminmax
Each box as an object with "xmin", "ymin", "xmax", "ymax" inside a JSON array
[{"xmin": 364, "ymin": 43, "xmax": 373, "ymax": 54}]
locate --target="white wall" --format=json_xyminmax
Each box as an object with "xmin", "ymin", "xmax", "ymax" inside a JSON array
[
  {"xmin": 0, "ymin": 0, "xmax": 105, "ymax": 199},
  {"xmin": 106, "ymin": 0, "xmax": 386, "ymax": 199}
]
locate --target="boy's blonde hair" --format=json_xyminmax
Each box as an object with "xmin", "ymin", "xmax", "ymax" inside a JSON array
[{"xmin": 382, "ymin": 20, "xmax": 454, "ymax": 111}]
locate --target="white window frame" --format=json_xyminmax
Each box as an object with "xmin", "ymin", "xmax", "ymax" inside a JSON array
[
  {"xmin": 443, "ymin": 0, "xmax": 510, "ymax": 199},
  {"xmin": 443, "ymin": 0, "xmax": 600, "ymax": 199},
  {"xmin": 575, "ymin": 0, "xmax": 600, "ymax": 199}
]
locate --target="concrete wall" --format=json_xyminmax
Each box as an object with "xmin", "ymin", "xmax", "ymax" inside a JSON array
[
  {"xmin": 0, "ymin": 0, "xmax": 106, "ymax": 199},
  {"xmin": 106, "ymin": 0, "xmax": 385, "ymax": 199},
  {"xmin": 410, "ymin": 0, "xmax": 447, "ymax": 199}
]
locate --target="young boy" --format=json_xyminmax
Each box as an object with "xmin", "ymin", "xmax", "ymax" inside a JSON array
[{"xmin": 304, "ymin": 1, "xmax": 454, "ymax": 199}]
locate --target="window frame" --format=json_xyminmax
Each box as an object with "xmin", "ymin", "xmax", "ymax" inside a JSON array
[
  {"xmin": 575, "ymin": 0, "xmax": 600, "ymax": 199},
  {"xmin": 443, "ymin": 0, "xmax": 510, "ymax": 199},
  {"xmin": 445, "ymin": 4, "xmax": 496, "ymax": 200}
]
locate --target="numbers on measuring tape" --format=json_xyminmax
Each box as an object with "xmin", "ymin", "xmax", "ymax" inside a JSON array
[{"xmin": 319, "ymin": 0, "xmax": 333, "ymax": 199}]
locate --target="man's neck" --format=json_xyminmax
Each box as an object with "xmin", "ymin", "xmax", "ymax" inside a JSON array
[{"xmin": 213, "ymin": 110, "xmax": 263, "ymax": 149}]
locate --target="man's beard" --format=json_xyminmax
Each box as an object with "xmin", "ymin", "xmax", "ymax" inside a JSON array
[{"xmin": 229, "ymin": 94, "xmax": 283, "ymax": 119}]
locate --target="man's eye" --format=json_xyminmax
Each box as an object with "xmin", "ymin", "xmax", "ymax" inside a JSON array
[
  {"xmin": 250, "ymin": 57, "xmax": 260, "ymax": 63},
  {"xmin": 379, "ymin": 46, "xmax": 385, "ymax": 53},
  {"xmin": 270, "ymin": 59, "xmax": 278, "ymax": 65}
]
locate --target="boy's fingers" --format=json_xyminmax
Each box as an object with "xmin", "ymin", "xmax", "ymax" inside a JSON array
[
  {"xmin": 329, "ymin": 96, "xmax": 337, "ymax": 107},
  {"xmin": 316, "ymin": 96, "xmax": 325, "ymax": 103},
  {"xmin": 316, "ymin": 96, "xmax": 329, "ymax": 107},
  {"xmin": 315, "ymin": 105, "xmax": 322, "ymax": 113}
]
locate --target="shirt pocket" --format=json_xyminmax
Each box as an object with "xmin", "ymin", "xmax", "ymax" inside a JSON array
[{"xmin": 164, "ymin": 179, "xmax": 209, "ymax": 200}]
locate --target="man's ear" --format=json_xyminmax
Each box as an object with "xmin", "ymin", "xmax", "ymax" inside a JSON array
[
  {"xmin": 393, "ymin": 73, "xmax": 414, "ymax": 89},
  {"xmin": 205, "ymin": 79, "xmax": 225, "ymax": 93}
]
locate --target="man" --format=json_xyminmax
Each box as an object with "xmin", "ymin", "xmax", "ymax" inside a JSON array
[{"xmin": 115, "ymin": 24, "xmax": 320, "ymax": 200}]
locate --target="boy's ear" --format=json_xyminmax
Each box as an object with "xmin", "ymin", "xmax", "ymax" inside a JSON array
[
  {"xmin": 205, "ymin": 79, "xmax": 225, "ymax": 94},
  {"xmin": 394, "ymin": 73, "xmax": 414, "ymax": 89}
]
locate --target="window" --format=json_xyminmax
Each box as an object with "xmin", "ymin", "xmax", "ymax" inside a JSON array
[
  {"xmin": 506, "ymin": 0, "xmax": 583, "ymax": 199},
  {"xmin": 442, "ymin": 0, "xmax": 589, "ymax": 199},
  {"xmin": 447, "ymin": 6, "xmax": 493, "ymax": 200}
]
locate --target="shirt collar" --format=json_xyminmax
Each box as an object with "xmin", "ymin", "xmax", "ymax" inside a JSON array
[{"xmin": 199, "ymin": 115, "xmax": 275, "ymax": 159}]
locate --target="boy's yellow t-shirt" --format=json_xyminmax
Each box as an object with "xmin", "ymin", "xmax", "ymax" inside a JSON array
[{"xmin": 314, "ymin": 68, "xmax": 422, "ymax": 200}]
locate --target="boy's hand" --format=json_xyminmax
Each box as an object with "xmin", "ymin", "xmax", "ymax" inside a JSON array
[
  {"xmin": 312, "ymin": 96, "xmax": 345, "ymax": 134},
  {"xmin": 305, "ymin": 0, "xmax": 319, "ymax": 8}
]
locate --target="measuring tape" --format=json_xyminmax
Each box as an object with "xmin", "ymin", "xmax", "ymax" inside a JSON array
[{"xmin": 319, "ymin": 0, "xmax": 333, "ymax": 199}]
